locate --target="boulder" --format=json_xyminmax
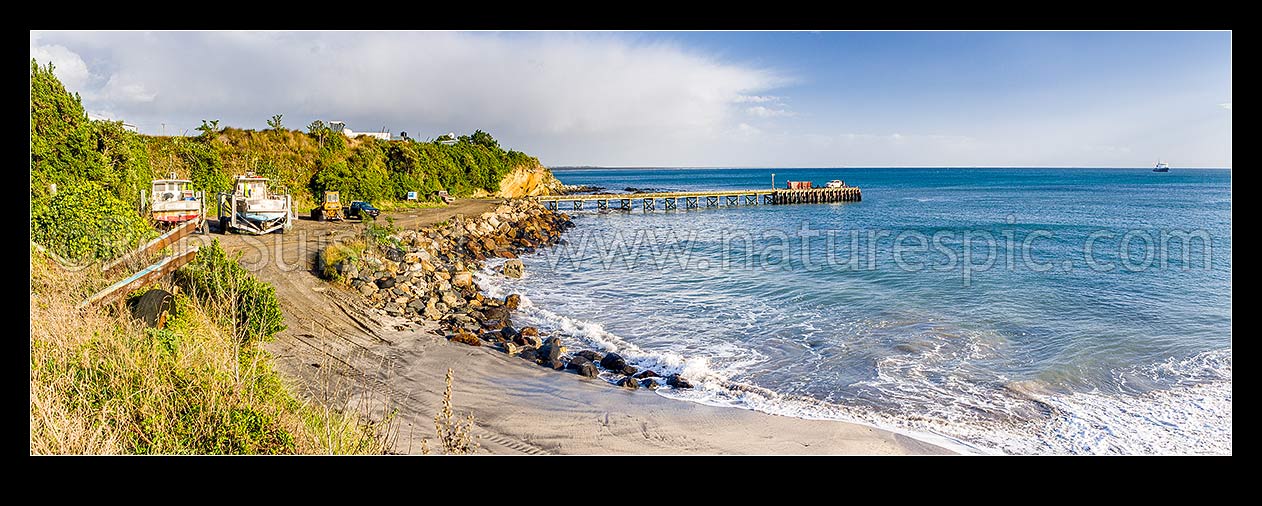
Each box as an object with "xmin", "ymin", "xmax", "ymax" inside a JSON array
[
  {"xmin": 502, "ymin": 259, "xmax": 525, "ymax": 278},
  {"xmin": 567, "ymin": 357, "xmax": 599, "ymax": 378},
  {"xmin": 600, "ymin": 352, "xmax": 628, "ymax": 371},
  {"xmin": 375, "ymin": 277, "xmax": 396, "ymax": 289},
  {"xmin": 548, "ymin": 359, "xmax": 566, "ymax": 371},
  {"xmin": 336, "ymin": 261, "xmax": 359, "ymax": 281},
  {"xmin": 501, "ymin": 342, "xmax": 519, "ymax": 356},
  {"xmin": 449, "ymin": 329, "xmax": 481, "ymax": 346},
  {"xmin": 504, "ymin": 293, "xmax": 522, "ymax": 310},
  {"xmin": 385, "ymin": 247, "xmax": 406, "ymax": 262},
  {"xmin": 483, "ymin": 306, "xmax": 512, "ymax": 327},
  {"xmin": 666, "ymin": 374, "xmax": 693, "ymax": 389},
  {"xmin": 358, "ymin": 283, "xmax": 378, "ymax": 296},
  {"xmin": 618, "ymin": 376, "xmax": 640, "ymax": 390},
  {"xmin": 634, "ymin": 370, "xmax": 659, "ymax": 379},
  {"xmin": 500, "ymin": 326, "xmax": 519, "ymax": 340},
  {"xmin": 446, "ymin": 313, "xmax": 476, "ymax": 328},
  {"xmin": 641, "ymin": 378, "xmax": 661, "ymax": 390},
  {"xmin": 575, "ymin": 350, "xmax": 603, "ymax": 362},
  {"xmin": 518, "ymin": 347, "xmax": 538, "ymax": 362},
  {"xmin": 620, "ymin": 365, "xmax": 638, "ymax": 376},
  {"xmin": 539, "ymin": 337, "xmax": 565, "ymax": 362},
  {"xmin": 452, "ymin": 271, "xmax": 473, "ymax": 288},
  {"xmin": 441, "ymin": 291, "xmax": 464, "ymax": 308}
]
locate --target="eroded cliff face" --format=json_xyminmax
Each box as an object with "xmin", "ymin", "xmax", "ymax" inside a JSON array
[{"xmin": 474, "ymin": 162, "xmax": 564, "ymax": 198}]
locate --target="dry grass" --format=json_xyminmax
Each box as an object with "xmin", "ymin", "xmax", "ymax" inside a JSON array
[
  {"xmin": 421, "ymin": 368, "xmax": 480, "ymax": 455},
  {"xmin": 29, "ymin": 247, "xmax": 396, "ymax": 455}
]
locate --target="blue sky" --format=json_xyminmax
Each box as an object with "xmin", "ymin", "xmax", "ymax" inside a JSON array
[{"xmin": 31, "ymin": 31, "xmax": 1231, "ymax": 167}]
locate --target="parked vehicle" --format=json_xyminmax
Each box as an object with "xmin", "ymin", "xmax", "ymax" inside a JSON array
[
  {"xmin": 347, "ymin": 200, "xmax": 380, "ymax": 220},
  {"xmin": 311, "ymin": 191, "xmax": 344, "ymax": 221},
  {"xmin": 436, "ymin": 190, "xmax": 454, "ymax": 204},
  {"xmin": 825, "ymin": 180, "xmax": 846, "ymax": 188}
]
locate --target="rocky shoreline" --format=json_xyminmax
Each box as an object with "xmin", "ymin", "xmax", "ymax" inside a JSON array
[{"xmin": 317, "ymin": 199, "xmax": 693, "ymax": 391}]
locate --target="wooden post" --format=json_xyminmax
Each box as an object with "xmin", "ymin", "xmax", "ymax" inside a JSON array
[{"xmin": 79, "ymin": 248, "xmax": 199, "ymax": 309}]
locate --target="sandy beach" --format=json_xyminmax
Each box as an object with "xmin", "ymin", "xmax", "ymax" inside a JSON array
[{"xmin": 192, "ymin": 201, "xmax": 951, "ymax": 455}]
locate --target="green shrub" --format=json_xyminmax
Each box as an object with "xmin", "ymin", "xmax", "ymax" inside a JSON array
[
  {"xmin": 175, "ymin": 240, "xmax": 285, "ymax": 344},
  {"xmin": 30, "ymin": 181, "xmax": 157, "ymax": 261}
]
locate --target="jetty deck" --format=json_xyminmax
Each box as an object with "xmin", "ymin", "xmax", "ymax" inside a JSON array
[{"xmin": 536, "ymin": 187, "xmax": 861, "ymax": 211}]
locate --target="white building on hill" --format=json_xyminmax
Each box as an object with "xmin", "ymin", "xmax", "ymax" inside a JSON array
[
  {"xmin": 327, "ymin": 120, "xmax": 391, "ymax": 141},
  {"xmin": 87, "ymin": 113, "xmax": 139, "ymax": 133}
]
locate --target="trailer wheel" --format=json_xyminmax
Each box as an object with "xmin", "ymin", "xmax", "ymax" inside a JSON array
[
  {"xmin": 219, "ymin": 217, "xmax": 230, "ymax": 234},
  {"xmin": 129, "ymin": 289, "xmax": 173, "ymax": 328}
]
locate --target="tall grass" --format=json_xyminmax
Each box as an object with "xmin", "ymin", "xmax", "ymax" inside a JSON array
[{"xmin": 29, "ymin": 247, "xmax": 397, "ymax": 454}]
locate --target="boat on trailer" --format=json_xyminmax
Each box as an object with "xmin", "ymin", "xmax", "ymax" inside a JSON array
[
  {"xmin": 147, "ymin": 174, "xmax": 205, "ymax": 231},
  {"xmin": 218, "ymin": 173, "xmax": 294, "ymax": 235}
]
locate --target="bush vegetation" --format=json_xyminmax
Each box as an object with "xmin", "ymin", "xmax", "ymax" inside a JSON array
[
  {"xmin": 32, "ymin": 56, "xmax": 546, "ymax": 263},
  {"xmin": 174, "ymin": 240, "xmax": 286, "ymax": 345}
]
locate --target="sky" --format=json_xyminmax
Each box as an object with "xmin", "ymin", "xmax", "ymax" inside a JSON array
[{"xmin": 30, "ymin": 31, "xmax": 1231, "ymax": 168}]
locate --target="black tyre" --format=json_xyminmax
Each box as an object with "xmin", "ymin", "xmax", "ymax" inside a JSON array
[
  {"xmin": 129, "ymin": 289, "xmax": 173, "ymax": 328},
  {"xmin": 219, "ymin": 216, "xmax": 230, "ymax": 234}
]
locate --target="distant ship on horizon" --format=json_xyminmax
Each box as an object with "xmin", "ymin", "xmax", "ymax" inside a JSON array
[{"xmin": 1153, "ymin": 160, "xmax": 1170, "ymax": 172}]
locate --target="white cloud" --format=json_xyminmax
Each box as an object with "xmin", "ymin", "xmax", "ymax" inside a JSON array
[
  {"xmin": 30, "ymin": 32, "xmax": 90, "ymax": 91},
  {"xmin": 737, "ymin": 122, "xmax": 762, "ymax": 136},
  {"xmin": 101, "ymin": 74, "xmax": 156, "ymax": 103},
  {"xmin": 734, "ymin": 95, "xmax": 780, "ymax": 103},
  {"xmin": 745, "ymin": 106, "xmax": 795, "ymax": 118},
  {"xmin": 31, "ymin": 31, "xmax": 790, "ymax": 154}
]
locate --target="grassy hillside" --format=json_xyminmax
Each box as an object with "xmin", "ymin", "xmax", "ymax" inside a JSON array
[
  {"xmin": 145, "ymin": 125, "xmax": 545, "ymax": 213},
  {"xmin": 31, "ymin": 57, "xmax": 550, "ymax": 262},
  {"xmin": 30, "ymin": 242, "xmax": 396, "ymax": 454}
]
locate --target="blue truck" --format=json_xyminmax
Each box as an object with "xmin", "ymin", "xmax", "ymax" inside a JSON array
[{"xmin": 347, "ymin": 200, "xmax": 380, "ymax": 220}]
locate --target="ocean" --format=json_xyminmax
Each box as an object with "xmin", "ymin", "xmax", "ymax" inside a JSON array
[{"xmin": 475, "ymin": 167, "xmax": 1232, "ymax": 455}]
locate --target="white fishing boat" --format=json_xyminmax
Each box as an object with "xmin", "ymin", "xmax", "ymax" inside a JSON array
[
  {"xmin": 1153, "ymin": 160, "xmax": 1170, "ymax": 172},
  {"xmin": 219, "ymin": 173, "xmax": 293, "ymax": 234},
  {"xmin": 147, "ymin": 174, "xmax": 203, "ymax": 227}
]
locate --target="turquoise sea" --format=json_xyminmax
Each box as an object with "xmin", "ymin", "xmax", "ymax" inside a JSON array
[{"xmin": 477, "ymin": 168, "xmax": 1232, "ymax": 454}]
